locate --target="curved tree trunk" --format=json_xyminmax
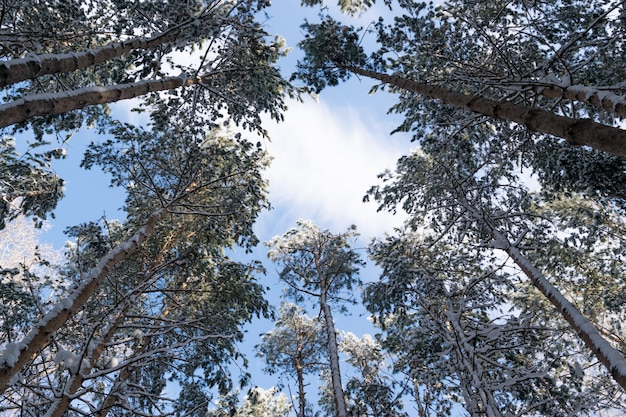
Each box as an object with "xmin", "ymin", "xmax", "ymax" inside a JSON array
[
  {"xmin": 346, "ymin": 66, "xmax": 626, "ymax": 159},
  {"xmin": 0, "ymin": 207, "xmax": 168, "ymax": 393}
]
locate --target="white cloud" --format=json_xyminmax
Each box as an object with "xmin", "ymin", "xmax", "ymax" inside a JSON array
[{"xmin": 258, "ymin": 97, "xmax": 412, "ymax": 241}]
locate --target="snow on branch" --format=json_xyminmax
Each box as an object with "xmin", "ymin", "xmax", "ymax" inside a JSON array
[{"xmin": 0, "ymin": 207, "xmax": 168, "ymax": 393}]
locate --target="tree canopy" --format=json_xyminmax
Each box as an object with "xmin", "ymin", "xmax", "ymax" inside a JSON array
[
  {"xmin": 294, "ymin": 0, "xmax": 626, "ymax": 161},
  {"xmin": 290, "ymin": 0, "xmax": 626, "ymax": 413},
  {"xmin": 0, "ymin": 0, "xmax": 295, "ymax": 228},
  {"xmin": 1, "ymin": 0, "xmax": 626, "ymax": 415}
]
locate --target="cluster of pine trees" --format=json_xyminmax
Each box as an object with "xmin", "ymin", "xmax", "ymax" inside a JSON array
[{"xmin": 0, "ymin": 0, "xmax": 625, "ymax": 415}]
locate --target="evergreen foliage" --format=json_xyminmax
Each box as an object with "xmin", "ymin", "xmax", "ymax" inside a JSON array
[
  {"xmin": 2, "ymin": 0, "xmax": 626, "ymax": 415},
  {"xmin": 266, "ymin": 221, "xmax": 364, "ymax": 417},
  {"xmin": 292, "ymin": 0, "xmax": 626, "ymax": 413},
  {"xmin": 0, "ymin": 0, "xmax": 295, "ymax": 227}
]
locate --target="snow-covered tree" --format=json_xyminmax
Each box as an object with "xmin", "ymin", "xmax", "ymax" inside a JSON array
[
  {"xmin": 340, "ymin": 332, "xmax": 406, "ymax": 417},
  {"xmin": 365, "ymin": 124, "xmax": 626, "ymax": 405},
  {"xmin": 1, "ymin": 0, "xmax": 292, "ymax": 134},
  {"xmin": 293, "ymin": 0, "xmax": 626, "ymax": 400},
  {"xmin": 367, "ymin": 226, "xmax": 624, "ymax": 416},
  {"xmin": 295, "ymin": 0, "xmax": 626, "ymax": 161},
  {"xmin": 0, "ymin": 0, "xmax": 293, "ymax": 228},
  {"xmin": 0, "ymin": 122, "xmax": 272, "ymax": 414},
  {"xmin": 208, "ymin": 387, "xmax": 291, "ymax": 417},
  {"xmin": 0, "ymin": 138, "xmax": 65, "ymax": 230},
  {"xmin": 0, "ymin": 215, "xmax": 64, "ymax": 348},
  {"xmin": 266, "ymin": 221, "xmax": 365, "ymax": 417},
  {"xmin": 257, "ymin": 303, "xmax": 328, "ymax": 417},
  {"xmin": 238, "ymin": 387, "xmax": 292, "ymax": 417}
]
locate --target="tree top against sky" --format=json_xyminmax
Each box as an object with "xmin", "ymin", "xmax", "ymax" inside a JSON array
[{"xmin": 294, "ymin": 0, "xmax": 626, "ymax": 158}]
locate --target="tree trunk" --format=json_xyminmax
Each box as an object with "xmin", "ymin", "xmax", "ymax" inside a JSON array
[
  {"xmin": 412, "ymin": 377, "xmax": 428, "ymax": 417},
  {"xmin": 0, "ymin": 76, "xmax": 201, "ymax": 129},
  {"xmin": 0, "ymin": 207, "xmax": 168, "ymax": 393},
  {"xmin": 502, "ymin": 241, "xmax": 626, "ymax": 391},
  {"xmin": 44, "ymin": 304, "xmax": 130, "ymax": 417},
  {"xmin": 296, "ymin": 361, "xmax": 307, "ymax": 417},
  {"xmin": 321, "ymin": 294, "xmax": 347, "ymax": 417},
  {"xmin": 346, "ymin": 66, "xmax": 626, "ymax": 159},
  {"xmin": 0, "ymin": 33, "xmax": 175, "ymax": 88},
  {"xmin": 0, "ymin": 7, "xmax": 234, "ymax": 87},
  {"xmin": 535, "ymin": 83, "xmax": 626, "ymax": 119}
]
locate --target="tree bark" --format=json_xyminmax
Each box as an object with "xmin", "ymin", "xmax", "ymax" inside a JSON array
[
  {"xmin": 0, "ymin": 34, "xmax": 174, "ymax": 88},
  {"xmin": 321, "ymin": 294, "xmax": 347, "ymax": 417},
  {"xmin": 502, "ymin": 242, "xmax": 626, "ymax": 391},
  {"xmin": 0, "ymin": 76, "xmax": 201, "ymax": 128},
  {"xmin": 412, "ymin": 377, "xmax": 428, "ymax": 417},
  {"xmin": 44, "ymin": 305, "xmax": 130, "ymax": 417},
  {"xmin": 346, "ymin": 66, "xmax": 626, "ymax": 159},
  {"xmin": 0, "ymin": 9, "xmax": 229, "ymax": 87},
  {"xmin": 296, "ymin": 360, "xmax": 307, "ymax": 417},
  {"xmin": 536, "ymin": 84, "xmax": 626, "ymax": 119},
  {"xmin": 0, "ymin": 207, "xmax": 168, "ymax": 393}
]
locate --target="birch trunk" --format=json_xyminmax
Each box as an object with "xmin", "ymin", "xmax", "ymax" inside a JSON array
[
  {"xmin": 0, "ymin": 207, "xmax": 168, "ymax": 393},
  {"xmin": 346, "ymin": 66, "xmax": 626, "ymax": 159},
  {"xmin": 0, "ymin": 76, "xmax": 201, "ymax": 128}
]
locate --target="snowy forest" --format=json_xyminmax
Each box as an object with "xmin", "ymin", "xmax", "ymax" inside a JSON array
[{"xmin": 1, "ymin": 0, "xmax": 626, "ymax": 415}]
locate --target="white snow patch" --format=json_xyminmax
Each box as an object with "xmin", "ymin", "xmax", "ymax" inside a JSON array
[
  {"xmin": 0, "ymin": 343, "xmax": 21, "ymax": 367},
  {"xmin": 59, "ymin": 296, "xmax": 74, "ymax": 310},
  {"xmin": 54, "ymin": 348, "xmax": 82, "ymax": 375},
  {"xmin": 96, "ymin": 355, "xmax": 119, "ymax": 369}
]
